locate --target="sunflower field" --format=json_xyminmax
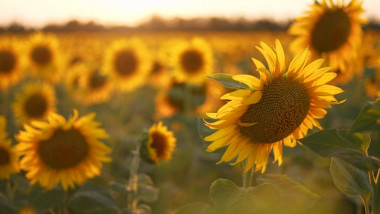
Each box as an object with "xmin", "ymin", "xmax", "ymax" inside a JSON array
[{"xmin": 1, "ymin": 0, "xmax": 380, "ymax": 214}]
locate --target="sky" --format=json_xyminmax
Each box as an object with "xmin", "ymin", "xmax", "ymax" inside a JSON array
[{"xmin": 0, "ymin": 0, "xmax": 379, "ymax": 28}]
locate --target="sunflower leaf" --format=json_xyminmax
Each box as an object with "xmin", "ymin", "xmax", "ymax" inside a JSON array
[
  {"xmin": 350, "ymin": 99, "xmax": 380, "ymax": 133},
  {"xmin": 300, "ymin": 129, "xmax": 380, "ymax": 171},
  {"xmin": 210, "ymin": 177, "xmax": 318, "ymax": 214},
  {"xmin": 330, "ymin": 158, "xmax": 372, "ymax": 207},
  {"xmin": 29, "ymin": 185, "xmax": 67, "ymax": 212},
  {"xmin": 69, "ymin": 191, "xmax": 120, "ymax": 214},
  {"xmin": 207, "ymin": 73, "xmax": 250, "ymax": 90},
  {"xmin": 172, "ymin": 202, "xmax": 214, "ymax": 214}
]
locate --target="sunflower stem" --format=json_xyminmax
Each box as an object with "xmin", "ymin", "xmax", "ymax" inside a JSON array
[
  {"xmin": 242, "ymin": 160, "xmax": 254, "ymax": 188},
  {"xmin": 184, "ymin": 82, "xmax": 192, "ymax": 117},
  {"xmin": 127, "ymin": 144, "xmax": 140, "ymax": 211}
]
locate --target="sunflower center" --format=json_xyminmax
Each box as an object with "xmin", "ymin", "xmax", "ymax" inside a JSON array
[
  {"xmin": 24, "ymin": 93, "xmax": 48, "ymax": 118},
  {"xmin": 311, "ymin": 9, "xmax": 351, "ymax": 53},
  {"xmin": 89, "ymin": 72, "xmax": 106, "ymax": 89},
  {"xmin": 38, "ymin": 129, "xmax": 89, "ymax": 170},
  {"xmin": 0, "ymin": 147, "xmax": 10, "ymax": 166},
  {"xmin": 31, "ymin": 45, "xmax": 52, "ymax": 66},
  {"xmin": 150, "ymin": 131, "xmax": 168, "ymax": 158},
  {"xmin": 240, "ymin": 77, "xmax": 310, "ymax": 143},
  {"xmin": 115, "ymin": 50, "xmax": 138, "ymax": 76},
  {"xmin": 0, "ymin": 51, "xmax": 16, "ymax": 73},
  {"xmin": 151, "ymin": 61, "xmax": 163, "ymax": 74},
  {"xmin": 181, "ymin": 49, "xmax": 203, "ymax": 73}
]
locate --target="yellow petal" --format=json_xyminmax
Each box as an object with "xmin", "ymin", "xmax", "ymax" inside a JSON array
[{"xmin": 241, "ymin": 91, "xmax": 262, "ymax": 105}]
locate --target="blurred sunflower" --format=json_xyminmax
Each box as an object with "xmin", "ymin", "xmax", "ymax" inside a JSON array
[
  {"xmin": 288, "ymin": 0, "xmax": 366, "ymax": 84},
  {"xmin": 24, "ymin": 32, "xmax": 63, "ymax": 83},
  {"xmin": 171, "ymin": 37, "xmax": 214, "ymax": 85},
  {"xmin": 19, "ymin": 206, "xmax": 37, "ymax": 214},
  {"xmin": 103, "ymin": 38, "xmax": 151, "ymax": 92},
  {"xmin": 16, "ymin": 110, "xmax": 111, "ymax": 190},
  {"xmin": 204, "ymin": 40, "xmax": 344, "ymax": 173},
  {"xmin": 13, "ymin": 82, "xmax": 57, "ymax": 123},
  {"xmin": 78, "ymin": 65, "xmax": 113, "ymax": 105},
  {"xmin": 155, "ymin": 78, "xmax": 224, "ymax": 119},
  {"xmin": 140, "ymin": 121, "xmax": 176, "ymax": 164},
  {"xmin": 0, "ymin": 116, "xmax": 20, "ymax": 179},
  {"xmin": 148, "ymin": 47, "xmax": 171, "ymax": 89},
  {"xmin": 0, "ymin": 37, "xmax": 24, "ymax": 91},
  {"xmin": 365, "ymin": 59, "xmax": 380, "ymax": 98}
]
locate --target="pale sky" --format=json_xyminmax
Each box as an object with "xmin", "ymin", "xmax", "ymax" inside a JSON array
[{"xmin": 0, "ymin": 0, "xmax": 379, "ymax": 28}]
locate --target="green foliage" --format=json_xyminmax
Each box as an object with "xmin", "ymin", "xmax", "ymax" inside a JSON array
[
  {"xmin": 350, "ymin": 99, "xmax": 380, "ymax": 133},
  {"xmin": 330, "ymin": 158, "xmax": 372, "ymax": 206},
  {"xmin": 209, "ymin": 177, "xmax": 319, "ymax": 214},
  {"xmin": 69, "ymin": 190, "xmax": 120, "ymax": 214},
  {"xmin": 207, "ymin": 73, "xmax": 250, "ymax": 90},
  {"xmin": 28, "ymin": 185, "xmax": 67, "ymax": 212},
  {"xmin": 300, "ymin": 129, "xmax": 380, "ymax": 171},
  {"xmin": 173, "ymin": 202, "xmax": 214, "ymax": 214},
  {"xmin": 373, "ymin": 178, "xmax": 380, "ymax": 214}
]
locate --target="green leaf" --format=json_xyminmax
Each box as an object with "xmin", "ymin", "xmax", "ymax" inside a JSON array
[
  {"xmin": 300, "ymin": 129, "xmax": 380, "ymax": 171},
  {"xmin": 330, "ymin": 158, "xmax": 372, "ymax": 206},
  {"xmin": 0, "ymin": 194, "xmax": 16, "ymax": 214},
  {"xmin": 207, "ymin": 73, "xmax": 250, "ymax": 90},
  {"xmin": 351, "ymin": 99, "xmax": 380, "ymax": 133},
  {"xmin": 138, "ymin": 173, "xmax": 153, "ymax": 186},
  {"xmin": 69, "ymin": 191, "xmax": 120, "ymax": 214},
  {"xmin": 109, "ymin": 181, "xmax": 128, "ymax": 194},
  {"xmin": 138, "ymin": 184, "xmax": 159, "ymax": 202},
  {"xmin": 172, "ymin": 202, "xmax": 214, "ymax": 214},
  {"xmin": 210, "ymin": 178, "xmax": 280, "ymax": 214},
  {"xmin": 257, "ymin": 174, "xmax": 319, "ymax": 211},
  {"xmin": 29, "ymin": 185, "xmax": 67, "ymax": 212}
]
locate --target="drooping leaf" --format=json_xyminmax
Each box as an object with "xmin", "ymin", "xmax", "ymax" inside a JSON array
[
  {"xmin": 372, "ymin": 177, "xmax": 380, "ymax": 214},
  {"xmin": 172, "ymin": 202, "xmax": 214, "ymax": 214},
  {"xmin": 138, "ymin": 184, "xmax": 159, "ymax": 202},
  {"xmin": 138, "ymin": 173, "xmax": 153, "ymax": 186},
  {"xmin": 109, "ymin": 181, "xmax": 128, "ymax": 194},
  {"xmin": 209, "ymin": 178, "xmax": 280, "ymax": 214},
  {"xmin": 207, "ymin": 74, "xmax": 250, "ymax": 90},
  {"xmin": 69, "ymin": 191, "xmax": 120, "ymax": 214},
  {"xmin": 300, "ymin": 129, "xmax": 380, "ymax": 171},
  {"xmin": 350, "ymin": 99, "xmax": 380, "ymax": 133},
  {"xmin": 257, "ymin": 174, "xmax": 319, "ymax": 211},
  {"xmin": 330, "ymin": 158, "xmax": 372, "ymax": 206}
]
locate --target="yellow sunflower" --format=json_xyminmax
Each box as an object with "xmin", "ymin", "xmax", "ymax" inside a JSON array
[
  {"xmin": 103, "ymin": 38, "xmax": 151, "ymax": 92},
  {"xmin": 171, "ymin": 37, "xmax": 214, "ymax": 85},
  {"xmin": 155, "ymin": 78, "xmax": 224, "ymax": 119},
  {"xmin": 19, "ymin": 206, "xmax": 37, "ymax": 214},
  {"xmin": 140, "ymin": 121, "xmax": 176, "ymax": 164},
  {"xmin": 16, "ymin": 110, "xmax": 111, "ymax": 190},
  {"xmin": 13, "ymin": 82, "xmax": 57, "ymax": 123},
  {"xmin": 204, "ymin": 40, "xmax": 344, "ymax": 173},
  {"xmin": 288, "ymin": 0, "xmax": 366, "ymax": 84},
  {"xmin": 0, "ymin": 116, "xmax": 20, "ymax": 179},
  {"xmin": 23, "ymin": 32, "xmax": 63, "ymax": 83},
  {"xmin": 0, "ymin": 37, "xmax": 24, "ymax": 91},
  {"xmin": 148, "ymin": 47, "xmax": 171, "ymax": 89}
]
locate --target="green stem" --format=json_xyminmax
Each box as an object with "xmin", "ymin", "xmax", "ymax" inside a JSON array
[
  {"xmin": 184, "ymin": 83, "xmax": 192, "ymax": 117},
  {"xmin": 127, "ymin": 144, "xmax": 141, "ymax": 211},
  {"xmin": 242, "ymin": 160, "xmax": 254, "ymax": 188}
]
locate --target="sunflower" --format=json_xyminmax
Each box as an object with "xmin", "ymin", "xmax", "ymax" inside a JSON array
[
  {"xmin": 103, "ymin": 38, "xmax": 151, "ymax": 92},
  {"xmin": 171, "ymin": 37, "xmax": 214, "ymax": 85},
  {"xmin": 148, "ymin": 46, "xmax": 171, "ymax": 89},
  {"xmin": 13, "ymin": 82, "xmax": 57, "ymax": 123},
  {"xmin": 16, "ymin": 110, "xmax": 111, "ymax": 190},
  {"xmin": 0, "ymin": 116, "xmax": 20, "ymax": 179},
  {"xmin": 288, "ymin": 0, "xmax": 366, "ymax": 84},
  {"xmin": 19, "ymin": 206, "xmax": 37, "ymax": 214},
  {"xmin": 204, "ymin": 40, "xmax": 344, "ymax": 173},
  {"xmin": 140, "ymin": 122, "xmax": 176, "ymax": 164},
  {"xmin": 155, "ymin": 78, "xmax": 224, "ymax": 119},
  {"xmin": 0, "ymin": 37, "xmax": 24, "ymax": 91},
  {"xmin": 79, "ymin": 67, "xmax": 113, "ymax": 105},
  {"xmin": 23, "ymin": 32, "xmax": 63, "ymax": 83}
]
